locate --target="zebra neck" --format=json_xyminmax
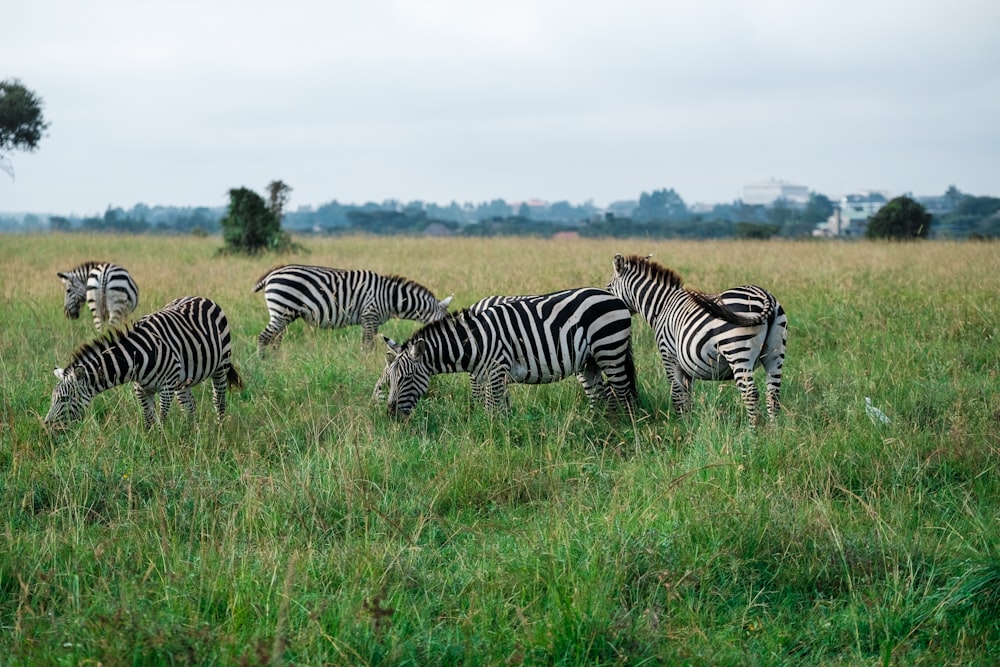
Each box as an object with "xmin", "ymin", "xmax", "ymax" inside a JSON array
[
  {"xmin": 85, "ymin": 337, "xmax": 142, "ymax": 392},
  {"xmin": 634, "ymin": 283, "xmax": 686, "ymax": 328},
  {"xmin": 423, "ymin": 318, "xmax": 476, "ymax": 374}
]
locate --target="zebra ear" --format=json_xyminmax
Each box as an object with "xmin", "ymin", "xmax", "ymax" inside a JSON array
[
  {"xmin": 410, "ymin": 338, "xmax": 427, "ymax": 360},
  {"xmin": 381, "ymin": 335, "xmax": 402, "ymax": 355},
  {"xmin": 613, "ymin": 254, "xmax": 626, "ymax": 274},
  {"xmin": 54, "ymin": 367, "xmax": 65, "ymax": 380},
  {"xmin": 439, "ymin": 295, "xmax": 454, "ymax": 309}
]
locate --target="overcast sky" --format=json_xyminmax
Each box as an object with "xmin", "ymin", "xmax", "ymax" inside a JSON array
[{"xmin": 2, "ymin": 0, "xmax": 998, "ymax": 216}]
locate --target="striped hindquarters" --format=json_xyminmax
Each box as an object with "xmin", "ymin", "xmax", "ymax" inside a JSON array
[{"xmin": 86, "ymin": 263, "xmax": 139, "ymax": 331}]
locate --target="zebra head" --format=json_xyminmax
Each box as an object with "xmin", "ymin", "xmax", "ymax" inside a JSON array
[
  {"xmin": 428, "ymin": 295, "xmax": 454, "ymax": 323},
  {"xmin": 381, "ymin": 336, "xmax": 431, "ymax": 419},
  {"xmin": 45, "ymin": 366, "xmax": 96, "ymax": 427},
  {"xmin": 607, "ymin": 254, "xmax": 640, "ymax": 314},
  {"xmin": 57, "ymin": 271, "xmax": 87, "ymax": 319}
]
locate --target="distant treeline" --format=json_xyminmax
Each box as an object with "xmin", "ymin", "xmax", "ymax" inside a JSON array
[{"xmin": 3, "ymin": 187, "xmax": 998, "ymax": 239}]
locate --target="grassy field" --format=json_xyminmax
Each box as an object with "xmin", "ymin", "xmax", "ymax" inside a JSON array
[{"xmin": 1, "ymin": 233, "xmax": 998, "ymax": 665}]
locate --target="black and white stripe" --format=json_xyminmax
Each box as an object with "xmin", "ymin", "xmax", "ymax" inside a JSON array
[
  {"xmin": 371, "ymin": 293, "xmax": 538, "ymax": 402},
  {"xmin": 252, "ymin": 264, "xmax": 453, "ymax": 352},
  {"xmin": 380, "ymin": 287, "xmax": 637, "ymax": 418},
  {"xmin": 45, "ymin": 296, "xmax": 242, "ymax": 428},
  {"xmin": 57, "ymin": 261, "xmax": 139, "ymax": 331},
  {"xmin": 607, "ymin": 253, "xmax": 787, "ymax": 426}
]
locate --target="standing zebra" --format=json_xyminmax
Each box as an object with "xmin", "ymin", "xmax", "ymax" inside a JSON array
[
  {"xmin": 379, "ymin": 287, "xmax": 637, "ymax": 418},
  {"xmin": 45, "ymin": 296, "xmax": 242, "ymax": 429},
  {"xmin": 57, "ymin": 261, "xmax": 139, "ymax": 331},
  {"xmin": 253, "ymin": 264, "xmax": 453, "ymax": 353},
  {"xmin": 606, "ymin": 254, "xmax": 787, "ymax": 426}
]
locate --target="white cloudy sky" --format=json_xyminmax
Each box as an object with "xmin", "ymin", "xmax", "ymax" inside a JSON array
[{"xmin": 2, "ymin": 0, "xmax": 998, "ymax": 215}]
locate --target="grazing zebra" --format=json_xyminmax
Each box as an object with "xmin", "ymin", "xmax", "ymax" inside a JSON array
[
  {"xmin": 379, "ymin": 287, "xmax": 637, "ymax": 418},
  {"xmin": 370, "ymin": 294, "xmax": 543, "ymax": 402},
  {"xmin": 606, "ymin": 253, "xmax": 787, "ymax": 426},
  {"xmin": 57, "ymin": 261, "xmax": 139, "ymax": 331},
  {"xmin": 45, "ymin": 296, "xmax": 243, "ymax": 429},
  {"xmin": 252, "ymin": 264, "xmax": 453, "ymax": 353}
]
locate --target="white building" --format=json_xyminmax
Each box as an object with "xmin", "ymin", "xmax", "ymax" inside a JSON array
[
  {"xmin": 743, "ymin": 179, "xmax": 810, "ymax": 207},
  {"xmin": 813, "ymin": 190, "xmax": 891, "ymax": 237}
]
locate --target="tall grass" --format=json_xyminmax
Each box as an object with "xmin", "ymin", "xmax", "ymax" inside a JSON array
[{"xmin": 1, "ymin": 234, "xmax": 998, "ymax": 664}]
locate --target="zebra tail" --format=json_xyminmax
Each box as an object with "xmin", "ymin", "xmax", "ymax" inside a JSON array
[
  {"xmin": 227, "ymin": 365, "xmax": 245, "ymax": 390},
  {"xmin": 252, "ymin": 265, "xmax": 285, "ymax": 292},
  {"xmin": 98, "ymin": 268, "xmax": 112, "ymax": 325},
  {"xmin": 690, "ymin": 291, "xmax": 771, "ymax": 327}
]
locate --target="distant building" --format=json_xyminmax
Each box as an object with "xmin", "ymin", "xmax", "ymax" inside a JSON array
[
  {"xmin": 916, "ymin": 195, "xmax": 954, "ymax": 217},
  {"xmin": 605, "ymin": 200, "xmax": 638, "ymax": 219},
  {"xmin": 743, "ymin": 179, "xmax": 810, "ymax": 207},
  {"xmin": 813, "ymin": 190, "xmax": 890, "ymax": 237}
]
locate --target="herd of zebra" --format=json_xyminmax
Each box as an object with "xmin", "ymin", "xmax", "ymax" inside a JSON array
[{"xmin": 44, "ymin": 255, "xmax": 788, "ymax": 430}]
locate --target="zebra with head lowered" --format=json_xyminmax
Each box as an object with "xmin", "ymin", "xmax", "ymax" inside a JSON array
[
  {"xmin": 607, "ymin": 254, "xmax": 787, "ymax": 427},
  {"xmin": 57, "ymin": 261, "xmax": 139, "ymax": 331},
  {"xmin": 253, "ymin": 264, "xmax": 453, "ymax": 353},
  {"xmin": 370, "ymin": 294, "xmax": 542, "ymax": 402},
  {"xmin": 45, "ymin": 296, "xmax": 243, "ymax": 429},
  {"xmin": 379, "ymin": 287, "xmax": 637, "ymax": 418}
]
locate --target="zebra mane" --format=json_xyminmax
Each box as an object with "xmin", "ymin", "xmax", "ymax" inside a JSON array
[
  {"xmin": 66, "ymin": 326, "xmax": 130, "ymax": 367},
  {"xmin": 622, "ymin": 254, "xmax": 684, "ymax": 290},
  {"xmin": 384, "ymin": 272, "xmax": 435, "ymax": 296},
  {"xmin": 622, "ymin": 254, "xmax": 751, "ymax": 321},
  {"xmin": 72, "ymin": 260, "xmax": 102, "ymax": 273},
  {"xmin": 402, "ymin": 308, "xmax": 471, "ymax": 347}
]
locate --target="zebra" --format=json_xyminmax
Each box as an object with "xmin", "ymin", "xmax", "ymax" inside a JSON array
[
  {"xmin": 252, "ymin": 264, "xmax": 453, "ymax": 353},
  {"xmin": 44, "ymin": 296, "xmax": 243, "ymax": 429},
  {"xmin": 606, "ymin": 253, "xmax": 787, "ymax": 426},
  {"xmin": 379, "ymin": 287, "xmax": 637, "ymax": 418},
  {"xmin": 57, "ymin": 261, "xmax": 139, "ymax": 331},
  {"xmin": 370, "ymin": 294, "xmax": 542, "ymax": 402}
]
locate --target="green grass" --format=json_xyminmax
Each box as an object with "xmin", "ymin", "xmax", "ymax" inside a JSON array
[{"xmin": 2, "ymin": 234, "xmax": 999, "ymax": 665}]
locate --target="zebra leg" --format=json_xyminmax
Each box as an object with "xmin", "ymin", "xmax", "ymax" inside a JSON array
[
  {"xmin": 258, "ymin": 313, "xmax": 294, "ymax": 354},
  {"xmin": 158, "ymin": 388, "xmax": 176, "ymax": 424},
  {"xmin": 600, "ymin": 350, "xmax": 637, "ymax": 414},
  {"xmin": 211, "ymin": 371, "xmax": 229, "ymax": 421},
  {"xmin": 469, "ymin": 375, "xmax": 487, "ymax": 406},
  {"xmin": 668, "ymin": 366, "xmax": 692, "ymax": 416},
  {"xmin": 576, "ymin": 358, "xmax": 610, "ymax": 408},
  {"xmin": 175, "ymin": 388, "xmax": 197, "ymax": 424},
  {"xmin": 762, "ymin": 324, "xmax": 786, "ymax": 421},
  {"xmin": 733, "ymin": 369, "xmax": 761, "ymax": 427},
  {"xmin": 134, "ymin": 383, "xmax": 159, "ymax": 429},
  {"xmin": 484, "ymin": 370, "xmax": 510, "ymax": 411},
  {"xmin": 361, "ymin": 312, "xmax": 383, "ymax": 350}
]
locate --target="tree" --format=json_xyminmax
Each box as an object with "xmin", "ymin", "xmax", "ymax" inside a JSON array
[
  {"xmin": 219, "ymin": 186, "xmax": 292, "ymax": 254},
  {"xmin": 865, "ymin": 196, "xmax": 931, "ymax": 240},
  {"xmin": 266, "ymin": 180, "xmax": 292, "ymax": 222},
  {"xmin": 633, "ymin": 188, "xmax": 689, "ymax": 222},
  {"xmin": 0, "ymin": 79, "xmax": 50, "ymax": 177},
  {"xmin": 803, "ymin": 193, "xmax": 834, "ymax": 224}
]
